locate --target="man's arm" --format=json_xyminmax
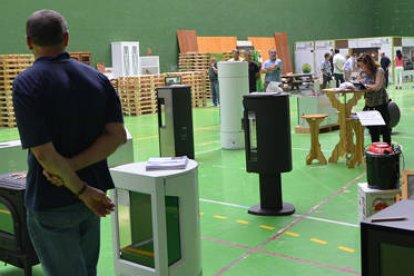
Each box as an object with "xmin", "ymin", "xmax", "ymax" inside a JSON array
[
  {"xmin": 32, "ymin": 143, "xmax": 114, "ymax": 217},
  {"xmin": 68, "ymin": 122, "xmax": 127, "ymax": 171},
  {"xmin": 261, "ymin": 61, "xmax": 277, "ymax": 74}
]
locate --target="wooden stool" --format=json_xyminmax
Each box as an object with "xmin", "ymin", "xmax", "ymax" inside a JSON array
[
  {"xmin": 302, "ymin": 114, "xmax": 328, "ymax": 165},
  {"xmin": 347, "ymin": 118, "xmax": 365, "ymax": 168}
]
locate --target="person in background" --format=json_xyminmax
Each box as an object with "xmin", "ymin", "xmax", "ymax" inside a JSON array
[
  {"xmin": 333, "ymin": 49, "xmax": 345, "ymax": 87},
  {"xmin": 244, "ymin": 50, "xmax": 260, "ymax": 93},
  {"xmin": 344, "ymin": 54, "xmax": 354, "ymax": 81},
  {"xmin": 261, "ymin": 48, "xmax": 282, "ymax": 90},
  {"xmin": 329, "ymin": 49, "xmax": 334, "ymax": 75},
  {"xmin": 380, "ymin": 52, "xmax": 391, "ymax": 88},
  {"xmin": 13, "ymin": 10, "xmax": 126, "ymax": 276},
  {"xmin": 321, "ymin": 52, "xmax": 332, "ymax": 89},
  {"xmin": 394, "ymin": 49, "xmax": 404, "ymax": 89},
  {"xmin": 208, "ymin": 57, "xmax": 219, "ymax": 106},
  {"xmin": 228, "ymin": 49, "xmax": 244, "ymax": 61},
  {"xmin": 357, "ymin": 54, "xmax": 391, "ymax": 144}
]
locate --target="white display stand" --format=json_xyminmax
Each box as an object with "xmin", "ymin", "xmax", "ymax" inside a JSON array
[
  {"xmin": 218, "ymin": 61, "xmax": 249, "ymax": 149},
  {"xmin": 358, "ymin": 183, "xmax": 400, "ymax": 221},
  {"xmin": 0, "ymin": 129, "xmax": 133, "ymax": 173},
  {"xmin": 296, "ymin": 94, "xmax": 338, "ymax": 129},
  {"xmin": 111, "ymin": 41, "xmax": 140, "ymax": 77},
  {"xmin": 140, "ymin": 56, "xmax": 160, "ymax": 75},
  {"xmin": 107, "ymin": 128, "xmax": 134, "ymax": 167},
  {"xmin": 110, "ymin": 160, "xmax": 201, "ymax": 276}
]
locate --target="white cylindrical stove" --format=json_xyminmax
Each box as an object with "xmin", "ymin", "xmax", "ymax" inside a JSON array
[{"xmin": 218, "ymin": 61, "xmax": 249, "ymax": 149}]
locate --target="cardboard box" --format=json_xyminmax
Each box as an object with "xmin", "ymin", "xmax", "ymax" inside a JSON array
[{"xmin": 358, "ymin": 183, "xmax": 400, "ymax": 221}]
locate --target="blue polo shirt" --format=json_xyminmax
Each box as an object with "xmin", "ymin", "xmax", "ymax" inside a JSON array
[
  {"xmin": 13, "ymin": 52, "xmax": 123, "ymax": 210},
  {"xmin": 262, "ymin": 59, "xmax": 282, "ymax": 82}
]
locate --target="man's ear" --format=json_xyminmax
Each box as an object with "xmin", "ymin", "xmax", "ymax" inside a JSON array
[
  {"xmin": 26, "ymin": 36, "xmax": 33, "ymax": 50},
  {"xmin": 63, "ymin": 32, "xmax": 69, "ymax": 47}
]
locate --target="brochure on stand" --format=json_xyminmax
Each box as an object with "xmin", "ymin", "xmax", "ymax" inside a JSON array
[
  {"xmin": 146, "ymin": 156, "xmax": 189, "ymax": 170},
  {"xmin": 356, "ymin": 111, "xmax": 386, "ymax": 126}
]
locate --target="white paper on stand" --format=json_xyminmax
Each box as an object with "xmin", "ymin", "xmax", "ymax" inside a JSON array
[
  {"xmin": 356, "ymin": 111, "xmax": 386, "ymax": 126},
  {"xmin": 145, "ymin": 156, "xmax": 189, "ymax": 170}
]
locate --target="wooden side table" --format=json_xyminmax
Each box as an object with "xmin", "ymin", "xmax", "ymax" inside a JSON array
[
  {"xmin": 323, "ymin": 89, "xmax": 365, "ymax": 164},
  {"xmin": 347, "ymin": 118, "xmax": 365, "ymax": 168},
  {"xmin": 302, "ymin": 114, "xmax": 328, "ymax": 165}
]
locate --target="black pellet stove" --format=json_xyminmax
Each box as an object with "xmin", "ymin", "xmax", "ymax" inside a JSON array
[
  {"xmin": 0, "ymin": 173, "xmax": 39, "ymax": 276},
  {"xmin": 243, "ymin": 92, "xmax": 295, "ymax": 216}
]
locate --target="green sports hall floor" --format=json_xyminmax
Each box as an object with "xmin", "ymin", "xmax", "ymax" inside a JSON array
[{"xmin": 1, "ymin": 85, "xmax": 413, "ymax": 276}]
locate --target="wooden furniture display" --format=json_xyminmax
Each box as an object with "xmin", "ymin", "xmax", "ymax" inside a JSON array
[
  {"xmin": 302, "ymin": 114, "xmax": 328, "ymax": 165},
  {"xmin": 281, "ymin": 73, "xmax": 313, "ymax": 91},
  {"xmin": 323, "ymin": 89, "xmax": 365, "ymax": 165}
]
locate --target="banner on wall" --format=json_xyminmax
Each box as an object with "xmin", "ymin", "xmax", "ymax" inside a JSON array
[
  {"xmin": 294, "ymin": 41, "xmax": 314, "ymax": 74},
  {"xmin": 314, "ymin": 40, "xmax": 334, "ymax": 78}
]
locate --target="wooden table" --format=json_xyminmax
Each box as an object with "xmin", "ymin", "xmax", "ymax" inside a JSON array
[{"xmin": 323, "ymin": 89, "xmax": 365, "ymax": 166}]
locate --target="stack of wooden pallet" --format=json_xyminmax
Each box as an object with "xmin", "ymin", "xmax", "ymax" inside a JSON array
[
  {"xmin": 0, "ymin": 54, "xmax": 34, "ymax": 127},
  {"xmin": 117, "ymin": 71, "xmax": 209, "ymax": 116},
  {"xmin": 117, "ymin": 76, "xmax": 158, "ymax": 116},
  {"xmin": 69, "ymin": 51, "xmax": 92, "ymax": 65},
  {"xmin": 178, "ymin": 52, "xmax": 232, "ymax": 102}
]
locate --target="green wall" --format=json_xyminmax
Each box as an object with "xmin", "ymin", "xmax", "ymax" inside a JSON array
[
  {"xmin": 373, "ymin": 1, "xmax": 414, "ymax": 36},
  {"xmin": 0, "ymin": 0, "xmax": 375, "ymax": 72}
]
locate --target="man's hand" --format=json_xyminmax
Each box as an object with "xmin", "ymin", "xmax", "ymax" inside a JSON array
[
  {"xmin": 78, "ymin": 185, "xmax": 115, "ymax": 217},
  {"xmin": 43, "ymin": 170, "xmax": 64, "ymax": 186}
]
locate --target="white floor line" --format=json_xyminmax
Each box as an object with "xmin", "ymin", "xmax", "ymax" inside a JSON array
[
  {"xmin": 195, "ymin": 147, "xmax": 221, "ymax": 155},
  {"xmin": 199, "ymin": 198, "xmax": 359, "ymax": 228},
  {"xmin": 292, "ymin": 214, "xmax": 359, "ymax": 228},
  {"xmin": 200, "ymin": 198, "xmax": 249, "ymax": 209}
]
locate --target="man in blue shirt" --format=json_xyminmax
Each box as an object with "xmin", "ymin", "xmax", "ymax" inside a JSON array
[
  {"xmin": 261, "ymin": 48, "xmax": 282, "ymax": 91},
  {"xmin": 13, "ymin": 10, "xmax": 126, "ymax": 276},
  {"xmin": 380, "ymin": 52, "xmax": 391, "ymax": 88}
]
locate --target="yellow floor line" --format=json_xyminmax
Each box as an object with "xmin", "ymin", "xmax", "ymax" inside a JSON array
[
  {"xmin": 285, "ymin": 231, "xmax": 300, "ymax": 237},
  {"xmin": 121, "ymin": 247, "xmax": 154, "ymax": 257},
  {"xmin": 213, "ymin": 215, "xmax": 227, "ymax": 220},
  {"xmin": 236, "ymin": 220, "xmax": 249, "ymax": 225},
  {"xmin": 338, "ymin": 246, "xmax": 355, "ymax": 253},
  {"xmin": 310, "ymin": 238, "xmax": 328, "ymax": 245},
  {"xmin": 260, "ymin": 225, "xmax": 275, "ymax": 230}
]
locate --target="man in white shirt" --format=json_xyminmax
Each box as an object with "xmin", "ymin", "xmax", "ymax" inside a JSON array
[
  {"xmin": 228, "ymin": 49, "xmax": 244, "ymax": 62},
  {"xmin": 333, "ymin": 49, "xmax": 345, "ymax": 87}
]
